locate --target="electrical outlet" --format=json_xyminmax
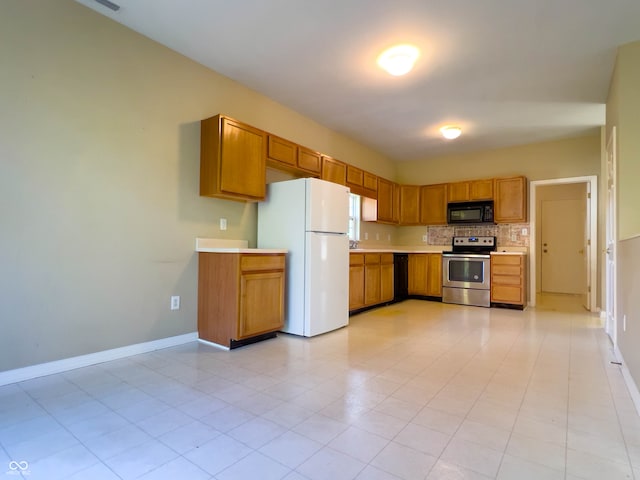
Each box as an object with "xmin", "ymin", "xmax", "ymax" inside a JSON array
[
  {"xmin": 170, "ymin": 296, "xmax": 180, "ymax": 311},
  {"xmin": 422, "ymin": 235, "xmax": 428, "ymax": 242},
  {"xmin": 364, "ymin": 232, "xmax": 368, "ymax": 240},
  {"xmin": 511, "ymin": 234, "xmax": 517, "ymax": 241},
  {"xmin": 219, "ymin": 218, "xmax": 227, "ymax": 230},
  {"xmin": 387, "ymin": 234, "xmax": 391, "ymax": 241},
  {"xmin": 521, "ymin": 227, "xmax": 528, "ymax": 235},
  {"xmin": 375, "ymin": 233, "xmax": 380, "ymax": 240}
]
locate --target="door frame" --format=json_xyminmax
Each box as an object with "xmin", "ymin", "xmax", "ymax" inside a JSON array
[
  {"xmin": 529, "ymin": 175, "xmax": 598, "ymax": 311},
  {"xmin": 605, "ymin": 126, "xmax": 617, "ymax": 346}
]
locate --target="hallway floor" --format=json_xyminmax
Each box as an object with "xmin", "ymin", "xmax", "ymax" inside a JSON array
[{"xmin": 1, "ymin": 300, "xmax": 638, "ymax": 479}]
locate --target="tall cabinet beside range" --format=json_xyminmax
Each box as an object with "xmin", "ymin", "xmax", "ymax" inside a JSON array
[{"xmin": 258, "ymin": 178, "xmax": 350, "ymax": 337}]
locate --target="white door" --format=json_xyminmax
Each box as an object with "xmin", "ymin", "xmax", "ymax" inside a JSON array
[
  {"xmin": 583, "ymin": 183, "xmax": 591, "ymax": 310},
  {"xmin": 605, "ymin": 127, "xmax": 617, "ymax": 345},
  {"xmin": 540, "ymin": 199, "xmax": 586, "ymax": 294},
  {"xmin": 304, "ymin": 231, "xmax": 349, "ymax": 336},
  {"xmin": 306, "ymin": 178, "xmax": 350, "ymax": 234}
]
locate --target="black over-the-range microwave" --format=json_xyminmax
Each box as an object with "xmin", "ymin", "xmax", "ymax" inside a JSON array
[{"xmin": 447, "ymin": 201, "xmax": 494, "ymax": 224}]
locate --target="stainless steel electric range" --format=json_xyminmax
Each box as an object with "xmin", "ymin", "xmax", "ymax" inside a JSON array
[{"xmin": 442, "ymin": 236, "xmax": 496, "ymax": 307}]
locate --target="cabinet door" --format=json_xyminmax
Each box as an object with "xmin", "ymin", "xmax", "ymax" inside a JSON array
[
  {"xmin": 427, "ymin": 254, "xmax": 442, "ymax": 297},
  {"xmin": 321, "ymin": 156, "xmax": 347, "ymax": 185},
  {"xmin": 267, "ymin": 135, "xmax": 296, "ymax": 167},
  {"xmin": 363, "ymin": 172, "xmax": 378, "ymax": 199},
  {"xmin": 376, "ymin": 178, "xmax": 394, "ymax": 223},
  {"xmin": 420, "ymin": 184, "xmax": 448, "ymax": 225},
  {"xmin": 364, "ymin": 254, "xmax": 381, "ymax": 305},
  {"xmin": 447, "ymin": 181, "xmax": 470, "ymax": 202},
  {"xmin": 392, "ymin": 182, "xmax": 400, "ymax": 224},
  {"xmin": 297, "ymin": 147, "xmax": 322, "ymax": 175},
  {"xmin": 219, "ymin": 117, "xmax": 267, "ymax": 200},
  {"xmin": 239, "ymin": 271, "xmax": 284, "ymax": 339},
  {"xmin": 399, "ymin": 185, "xmax": 421, "ymax": 225},
  {"xmin": 408, "ymin": 254, "xmax": 428, "ymax": 295},
  {"xmin": 349, "ymin": 265, "xmax": 365, "ymax": 310},
  {"xmin": 380, "ymin": 254, "xmax": 394, "ymax": 302},
  {"xmin": 470, "ymin": 179, "xmax": 493, "ymax": 200},
  {"xmin": 349, "ymin": 254, "xmax": 365, "ymax": 311},
  {"xmin": 494, "ymin": 176, "xmax": 527, "ymax": 223}
]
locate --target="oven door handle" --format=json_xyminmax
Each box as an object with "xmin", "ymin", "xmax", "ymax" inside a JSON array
[{"xmin": 442, "ymin": 254, "xmax": 491, "ymax": 259}]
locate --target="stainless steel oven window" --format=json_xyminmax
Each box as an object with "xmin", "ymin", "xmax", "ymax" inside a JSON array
[{"xmin": 448, "ymin": 258, "xmax": 485, "ymax": 283}]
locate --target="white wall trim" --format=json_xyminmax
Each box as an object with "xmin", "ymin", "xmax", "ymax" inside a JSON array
[
  {"xmin": 0, "ymin": 332, "xmax": 198, "ymax": 386},
  {"xmin": 614, "ymin": 345, "xmax": 640, "ymax": 416},
  {"xmin": 529, "ymin": 175, "xmax": 598, "ymax": 311}
]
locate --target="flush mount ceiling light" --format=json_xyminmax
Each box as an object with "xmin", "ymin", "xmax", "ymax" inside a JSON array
[
  {"xmin": 440, "ymin": 125, "xmax": 462, "ymax": 140},
  {"xmin": 377, "ymin": 44, "xmax": 420, "ymax": 76}
]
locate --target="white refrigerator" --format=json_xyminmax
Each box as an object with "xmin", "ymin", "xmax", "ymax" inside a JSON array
[{"xmin": 258, "ymin": 178, "xmax": 350, "ymax": 337}]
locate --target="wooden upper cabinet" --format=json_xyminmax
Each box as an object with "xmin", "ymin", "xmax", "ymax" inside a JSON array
[
  {"xmin": 447, "ymin": 179, "xmax": 494, "ymax": 202},
  {"xmin": 267, "ymin": 136, "xmax": 321, "ymax": 177},
  {"xmin": 267, "ymin": 135, "xmax": 296, "ymax": 168},
  {"xmin": 375, "ymin": 177, "xmax": 395, "ymax": 223},
  {"xmin": 346, "ymin": 165, "xmax": 364, "ymax": 196},
  {"xmin": 399, "ymin": 185, "xmax": 421, "ymax": 225},
  {"xmin": 363, "ymin": 172, "xmax": 378, "ymax": 199},
  {"xmin": 346, "ymin": 165, "xmax": 378, "ymax": 199},
  {"xmin": 447, "ymin": 181, "xmax": 470, "ymax": 203},
  {"xmin": 200, "ymin": 115, "xmax": 267, "ymax": 202},
  {"xmin": 321, "ymin": 156, "xmax": 347, "ymax": 186},
  {"xmin": 393, "ymin": 182, "xmax": 401, "ymax": 223},
  {"xmin": 420, "ymin": 184, "xmax": 448, "ymax": 225},
  {"xmin": 297, "ymin": 146, "xmax": 322, "ymax": 176},
  {"xmin": 470, "ymin": 179, "xmax": 494, "ymax": 200},
  {"xmin": 494, "ymin": 176, "xmax": 527, "ymax": 223}
]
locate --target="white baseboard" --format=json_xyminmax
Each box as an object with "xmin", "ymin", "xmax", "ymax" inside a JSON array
[
  {"xmin": 614, "ymin": 345, "xmax": 640, "ymax": 416},
  {"xmin": 0, "ymin": 332, "xmax": 198, "ymax": 387}
]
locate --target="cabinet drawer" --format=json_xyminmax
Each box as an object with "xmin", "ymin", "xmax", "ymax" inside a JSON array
[
  {"xmin": 241, "ymin": 254, "xmax": 285, "ymax": 272},
  {"xmin": 380, "ymin": 253, "xmax": 394, "ymax": 264},
  {"xmin": 492, "ymin": 265, "xmax": 521, "ymax": 276},
  {"xmin": 350, "ymin": 253, "xmax": 364, "ymax": 266},
  {"xmin": 492, "ymin": 285, "xmax": 523, "ymax": 304},
  {"xmin": 492, "ymin": 274, "xmax": 521, "ymax": 286},
  {"xmin": 365, "ymin": 253, "xmax": 381, "ymax": 264},
  {"xmin": 491, "ymin": 255, "xmax": 522, "ymax": 266}
]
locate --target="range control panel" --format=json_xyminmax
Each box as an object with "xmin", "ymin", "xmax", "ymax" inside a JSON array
[{"xmin": 452, "ymin": 236, "xmax": 496, "ymax": 248}]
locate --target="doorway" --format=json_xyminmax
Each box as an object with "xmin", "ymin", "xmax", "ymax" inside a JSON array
[
  {"xmin": 539, "ymin": 186, "xmax": 587, "ymax": 296},
  {"xmin": 529, "ymin": 176, "xmax": 598, "ymax": 311},
  {"xmin": 605, "ymin": 127, "xmax": 617, "ymax": 346}
]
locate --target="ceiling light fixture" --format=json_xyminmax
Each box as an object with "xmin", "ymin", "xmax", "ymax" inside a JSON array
[
  {"xmin": 377, "ymin": 44, "xmax": 420, "ymax": 76},
  {"xmin": 440, "ymin": 126, "xmax": 462, "ymax": 140},
  {"xmin": 94, "ymin": 0, "xmax": 120, "ymax": 11}
]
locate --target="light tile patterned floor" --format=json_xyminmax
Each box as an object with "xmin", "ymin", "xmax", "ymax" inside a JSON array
[{"xmin": 1, "ymin": 297, "xmax": 638, "ymax": 479}]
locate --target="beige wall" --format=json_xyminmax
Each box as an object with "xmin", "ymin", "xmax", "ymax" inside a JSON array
[
  {"xmin": 396, "ymin": 134, "xmax": 601, "ymax": 184},
  {"xmin": 0, "ymin": 0, "xmax": 394, "ymax": 371},
  {"xmin": 607, "ymin": 41, "xmax": 640, "ymax": 391}
]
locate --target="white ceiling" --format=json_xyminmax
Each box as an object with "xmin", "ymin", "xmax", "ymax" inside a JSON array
[{"xmin": 76, "ymin": 0, "xmax": 640, "ymax": 161}]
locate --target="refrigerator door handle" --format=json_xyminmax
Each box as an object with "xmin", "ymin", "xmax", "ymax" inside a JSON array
[{"xmin": 308, "ymin": 231, "xmax": 346, "ymax": 236}]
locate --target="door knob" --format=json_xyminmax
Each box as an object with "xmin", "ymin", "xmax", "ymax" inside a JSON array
[
  {"xmin": 543, "ymin": 243, "xmax": 548, "ymax": 247},
  {"xmin": 543, "ymin": 249, "xmax": 548, "ymax": 253},
  {"xmin": 578, "ymin": 249, "xmax": 584, "ymax": 254}
]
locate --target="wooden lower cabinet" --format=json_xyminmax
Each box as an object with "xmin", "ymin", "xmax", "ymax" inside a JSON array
[
  {"xmin": 349, "ymin": 254, "xmax": 365, "ymax": 310},
  {"xmin": 349, "ymin": 252, "xmax": 394, "ymax": 312},
  {"xmin": 198, "ymin": 253, "xmax": 285, "ymax": 348},
  {"xmin": 491, "ymin": 254, "xmax": 527, "ymax": 308},
  {"xmin": 408, "ymin": 253, "xmax": 442, "ymax": 297},
  {"xmin": 380, "ymin": 254, "xmax": 394, "ymax": 302},
  {"xmin": 364, "ymin": 254, "xmax": 381, "ymax": 305}
]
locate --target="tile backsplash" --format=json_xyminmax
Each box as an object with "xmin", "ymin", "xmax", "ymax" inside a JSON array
[{"xmin": 427, "ymin": 223, "xmax": 530, "ymax": 248}]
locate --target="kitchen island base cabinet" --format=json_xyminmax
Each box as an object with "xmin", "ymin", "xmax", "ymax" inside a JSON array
[{"xmin": 198, "ymin": 253, "xmax": 285, "ymax": 349}]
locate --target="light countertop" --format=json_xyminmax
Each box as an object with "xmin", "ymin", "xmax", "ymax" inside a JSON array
[{"xmin": 195, "ymin": 238, "xmax": 286, "ymax": 254}]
